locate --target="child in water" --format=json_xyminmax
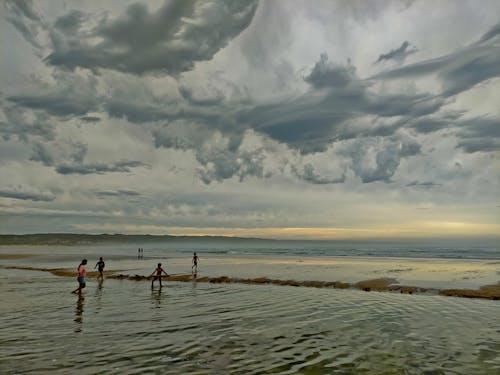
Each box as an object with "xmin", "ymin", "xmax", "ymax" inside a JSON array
[
  {"xmin": 95, "ymin": 257, "xmax": 105, "ymax": 279},
  {"xmin": 150, "ymin": 263, "xmax": 168, "ymax": 288},
  {"xmin": 192, "ymin": 252, "xmax": 199, "ymax": 272},
  {"xmin": 72, "ymin": 259, "xmax": 87, "ymax": 294}
]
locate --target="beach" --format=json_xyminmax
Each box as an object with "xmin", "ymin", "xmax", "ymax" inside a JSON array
[{"xmin": 0, "ymin": 243, "xmax": 499, "ymax": 374}]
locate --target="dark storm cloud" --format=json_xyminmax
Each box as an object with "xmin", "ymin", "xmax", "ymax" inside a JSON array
[
  {"xmin": 3, "ymin": 0, "xmax": 45, "ymax": 50},
  {"xmin": 8, "ymin": 93, "xmax": 98, "ymax": 117},
  {"xmin": 477, "ymin": 21, "xmax": 500, "ymax": 44},
  {"xmin": 80, "ymin": 116, "xmax": 100, "ymax": 123},
  {"xmin": 0, "ymin": 106, "xmax": 55, "ymax": 142},
  {"xmin": 46, "ymin": 0, "xmax": 259, "ymax": 75},
  {"xmin": 152, "ymin": 122, "xmax": 271, "ymax": 185},
  {"xmin": 56, "ymin": 160, "xmax": 148, "ymax": 175},
  {"xmin": 101, "ymin": 40, "xmax": 494, "ymax": 185},
  {"xmin": 105, "ymin": 99, "xmax": 171, "ymax": 123},
  {"xmin": 95, "ymin": 190, "xmax": 141, "ymax": 197},
  {"xmin": 304, "ymin": 53, "xmax": 359, "ymax": 89},
  {"xmin": 6, "ymin": 2, "xmax": 495, "ymax": 188},
  {"xmin": 151, "ymin": 122, "xmax": 227, "ymax": 150},
  {"xmin": 407, "ymin": 117, "xmax": 450, "ymax": 134},
  {"xmin": 196, "ymin": 147, "xmax": 268, "ymax": 184},
  {"xmin": 375, "ymin": 22, "xmax": 500, "ymax": 97},
  {"xmin": 5, "ymin": 0, "xmax": 39, "ymax": 21},
  {"xmin": 104, "ymin": 96, "xmax": 229, "ymax": 125},
  {"xmin": 0, "ymin": 188, "xmax": 55, "ymax": 202},
  {"xmin": 457, "ymin": 139, "xmax": 500, "ymax": 153},
  {"xmin": 237, "ymin": 54, "xmax": 442, "ymax": 154},
  {"xmin": 6, "ymin": 71, "xmax": 100, "ymax": 117},
  {"xmin": 30, "ymin": 140, "xmax": 87, "ymax": 167},
  {"xmin": 458, "ymin": 117, "xmax": 500, "ymax": 137},
  {"xmin": 292, "ymin": 164, "xmax": 345, "ymax": 184},
  {"xmin": 407, "ymin": 114, "xmax": 500, "ymax": 153},
  {"xmin": 144, "ymin": 53, "xmax": 439, "ymax": 183},
  {"xmin": 239, "ymin": 94, "xmax": 354, "ymax": 154},
  {"xmin": 455, "ymin": 117, "xmax": 500, "ymax": 153},
  {"xmin": 178, "ymin": 86, "xmax": 224, "ymax": 106},
  {"xmin": 375, "ymin": 41, "xmax": 417, "ymax": 64},
  {"xmin": 30, "ymin": 141, "xmax": 55, "ymax": 166},
  {"xmin": 343, "ymin": 137, "xmax": 421, "ymax": 183},
  {"xmin": 28, "ymin": 139, "xmax": 147, "ymax": 175},
  {"xmin": 405, "ymin": 181, "xmax": 441, "ymax": 188}
]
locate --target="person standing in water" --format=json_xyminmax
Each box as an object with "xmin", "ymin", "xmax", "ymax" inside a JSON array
[
  {"xmin": 192, "ymin": 252, "xmax": 199, "ymax": 272},
  {"xmin": 72, "ymin": 259, "xmax": 87, "ymax": 294},
  {"xmin": 150, "ymin": 262, "xmax": 168, "ymax": 288},
  {"xmin": 94, "ymin": 257, "xmax": 105, "ymax": 279}
]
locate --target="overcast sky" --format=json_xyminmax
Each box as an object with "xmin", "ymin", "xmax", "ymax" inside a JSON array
[{"xmin": 1, "ymin": 0, "xmax": 499, "ymax": 239}]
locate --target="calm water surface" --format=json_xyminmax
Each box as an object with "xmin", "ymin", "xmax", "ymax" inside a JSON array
[{"xmin": 1, "ymin": 266, "xmax": 499, "ymax": 374}]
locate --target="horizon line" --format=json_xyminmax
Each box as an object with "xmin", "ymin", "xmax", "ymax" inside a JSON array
[{"xmin": 1, "ymin": 232, "xmax": 499, "ymax": 242}]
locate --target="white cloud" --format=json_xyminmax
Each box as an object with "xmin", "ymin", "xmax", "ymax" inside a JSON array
[{"xmin": 0, "ymin": 0, "xmax": 499, "ymax": 237}]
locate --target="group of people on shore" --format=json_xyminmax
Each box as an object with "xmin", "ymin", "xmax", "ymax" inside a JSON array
[{"xmin": 72, "ymin": 252, "xmax": 200, "ymax": 293}]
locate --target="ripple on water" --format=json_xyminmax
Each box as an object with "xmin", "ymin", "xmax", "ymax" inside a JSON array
[{"xmin": 0, "ymin": 278, "xmax": 499, "ymax": 374}]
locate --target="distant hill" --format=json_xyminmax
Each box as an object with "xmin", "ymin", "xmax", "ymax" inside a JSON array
[{"xmin": 0, "ymin": 233, "xmax": 270, "ymax": 246}]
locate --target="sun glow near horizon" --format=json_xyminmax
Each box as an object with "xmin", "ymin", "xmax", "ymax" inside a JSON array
[{"xmin": 73, "ymin": 221, "xmax": 500, "ymax": 240}]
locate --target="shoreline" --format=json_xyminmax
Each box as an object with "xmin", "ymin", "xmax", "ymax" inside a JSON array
[
  {"xmin": 2, "ymin": 264, "xmax": 499, "ymax": 300},
  {"xmin": 2, "ymin": 248, "xmax": 499, "ymax": 263}
]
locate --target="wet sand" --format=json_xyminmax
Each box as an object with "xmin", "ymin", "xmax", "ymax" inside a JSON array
[{"xmin": 1, "ymin": 264, "xmax": 498, "ymax": 299}]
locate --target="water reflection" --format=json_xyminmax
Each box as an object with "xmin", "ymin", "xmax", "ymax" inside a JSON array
[
  {"xmin": 74, "ymin": 294, "xmax": 84, "ymax": 333},
  {"xmin": 151, "ymin": 288, "xmax": 165, "ymax": 308},
  {"xmin": 94, "ymin": 278, "xmax": 104, "ymax": 313},
  {"xmin": 96, "ymin": 277, "xmax": 104, "ymax": 291}
]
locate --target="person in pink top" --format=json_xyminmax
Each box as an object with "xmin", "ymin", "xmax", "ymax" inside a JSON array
[{"xmin": 72, "ymin": 259, "xmax": 88, "ymax": 294}]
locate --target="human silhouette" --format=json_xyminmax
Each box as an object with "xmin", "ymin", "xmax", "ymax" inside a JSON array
[
  {"xmin": 150, "ymin": 262, "xmax": 168, "ymax": 288},
  {"xmin": 95, "ymin": 257, "xmax": 105, "ymax": 279},
  {"xmin": 72, "ymin": 259, "xmax": 87, "ymax": 294},
  {"xmin": 192, "ymin": 252, "xmax": 199, "ymax": 272}
]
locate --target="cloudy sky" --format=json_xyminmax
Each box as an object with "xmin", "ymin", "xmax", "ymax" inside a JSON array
[{"xmin": 1, "ymin": 0, "xmax": 499, "ymax": 239}]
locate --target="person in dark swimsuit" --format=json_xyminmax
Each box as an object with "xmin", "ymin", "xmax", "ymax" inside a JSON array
[
  {"xmin": 192, "ymin": 252, "xmax": 199, "ymax": 272},
  {"xmin": 150, "ymin": 262, "xmax": 168, "ymax": 288},
  {"xmin": 95, "ymin": 257, "xmax": 105, "ymax": 279}
]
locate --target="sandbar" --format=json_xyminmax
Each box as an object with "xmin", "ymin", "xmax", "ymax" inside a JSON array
[{"xmin": 1, "ymin": 265, "xmax": 498, "ymax": 300}]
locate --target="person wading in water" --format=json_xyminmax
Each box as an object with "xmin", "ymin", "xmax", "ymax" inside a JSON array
[
  {"xmin": 72, "ymin": 259, "xmax": 88, "ymax": 294},
  {"xmin": 150, "ymin": 262, "xmax": 168, "ymax": 288}
]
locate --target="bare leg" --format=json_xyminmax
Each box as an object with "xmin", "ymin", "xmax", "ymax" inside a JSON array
[{"xmin": 72, "ymin": 285, "xmax": 83, "ymax": 294}]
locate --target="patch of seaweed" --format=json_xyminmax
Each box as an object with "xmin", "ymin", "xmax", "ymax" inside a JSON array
[
  {"xmin": 439, "ymin": 282, "xmax": 500, "ymax": 300},
  {"xmin": 354, "ymin": 278, "xmax": 398, "ymax": 291}
]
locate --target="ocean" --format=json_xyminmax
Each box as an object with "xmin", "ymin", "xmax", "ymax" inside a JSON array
[{"xmin": 0, "ymin": 239, "xmax": 499, "ymax": 374}]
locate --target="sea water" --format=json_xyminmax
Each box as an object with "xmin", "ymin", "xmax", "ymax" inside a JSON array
[{"xmin": 0, "ymin": 241, "xmax": 499, "ymax": 374}]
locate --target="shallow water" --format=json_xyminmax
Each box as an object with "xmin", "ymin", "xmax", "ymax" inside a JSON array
[
  {"xmin": 1, "ymin": 245, "xmax": 499, "ymax": 374},
  {"xmin": 1, "ymin": 244, "xmax": 499, "ymax": 290},
  {"xmin": 0, "ymin": 269, "xmax": 499, "ymax": 374}
]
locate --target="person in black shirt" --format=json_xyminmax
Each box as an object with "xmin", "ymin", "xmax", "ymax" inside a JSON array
[
  {"xmin": 95, "ymin": 257, "xmax": 105, "ymax": 279},
  {"xmin": 192, "ymin": 252, "xmax": 199, "ymax": 272}
]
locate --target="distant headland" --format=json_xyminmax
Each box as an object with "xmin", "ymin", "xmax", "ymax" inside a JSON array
[{"xmin": 0, "ymin": 233, "xmax": 271, "ymax": 246}]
